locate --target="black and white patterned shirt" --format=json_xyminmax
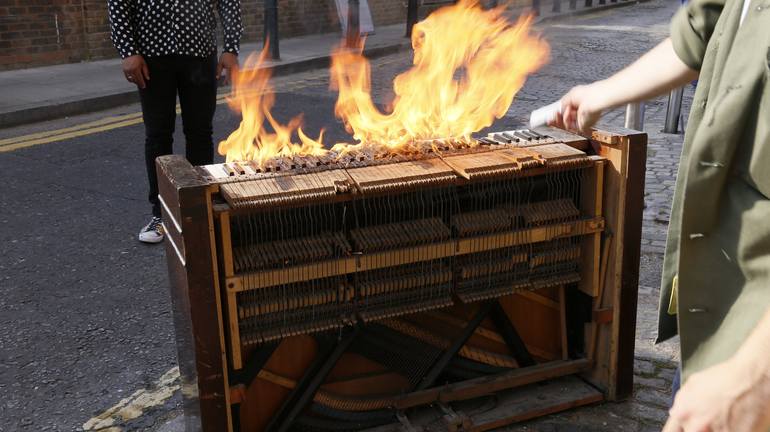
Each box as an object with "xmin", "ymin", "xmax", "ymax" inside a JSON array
[{"xmin": 108, "ymin": 0, "xmax": 243, "ymax": 59}]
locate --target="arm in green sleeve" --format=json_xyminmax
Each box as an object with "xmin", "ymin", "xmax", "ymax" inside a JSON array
[{"xmin": 670, "ymin": 0, "xmax": 726, "ymax": 70}]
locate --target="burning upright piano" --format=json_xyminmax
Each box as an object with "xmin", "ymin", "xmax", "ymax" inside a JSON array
[{"xmin": 157, "ymin": 125, "xmax": 646, "ymax": 431}]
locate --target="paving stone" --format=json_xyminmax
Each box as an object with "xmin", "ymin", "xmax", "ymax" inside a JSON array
[
  {"xmin": 624, "ymin": 402, "xmax": 671, "ymax": 424},
  {"xmin": 634, "ymin": 375, "xmax": 671, "ymax": 391},
  {"xmin": 154, "ymin": 415, "xmax": 184, "ymax": 432},
  {"xmin": 634, "ymin": 387, "xmax": 672, "ymax": 408},
  {"xmin": 634, "ymin": 358, "xmax": 656, "ymax": 376},
  {"xmin": 656, "ymin": 365, "xmax": 678, "ymax": 382}
]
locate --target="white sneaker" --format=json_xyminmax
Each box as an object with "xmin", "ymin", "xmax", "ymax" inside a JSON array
[{"xmin": 139, "ymin": 216, "xmax": 164, "ymax": 243}]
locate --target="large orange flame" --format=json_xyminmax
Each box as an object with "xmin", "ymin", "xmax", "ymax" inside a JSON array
[
  {"xmin": 331, "ymin": 0, "xmax": 549, "ymax": 149},
  {"xmin": 220, "ymin": 0, "xmax": 549, "ymax": 163},
  {"xmin": 218, "ymin": 48, "xmax": 327, "ymax": 164}
]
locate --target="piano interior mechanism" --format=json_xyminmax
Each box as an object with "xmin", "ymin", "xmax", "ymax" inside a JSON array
[{"xmin": 157, "ymin": 125, "xmax": 646, "ymax": 431}]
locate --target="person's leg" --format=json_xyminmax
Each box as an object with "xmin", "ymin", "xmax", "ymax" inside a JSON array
[
  {"xmin": 139, "ymin": 56, "xmax": 178, "ymax": 218},
  {"xmin": 177, "ymin": 54, "xmax": 217, "ymax": 167}
]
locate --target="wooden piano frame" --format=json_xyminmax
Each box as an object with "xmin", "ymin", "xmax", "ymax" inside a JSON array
[{"xmin": 156, "ymin": 126, "xmax": 646, "ymax": 431}]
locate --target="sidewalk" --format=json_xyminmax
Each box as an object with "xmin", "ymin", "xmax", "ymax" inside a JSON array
[
  {"xmin": 0, "ymin": 0, "xmax": 642, "ymax": 129},
  {"xmin": 0, "ymin": 24, "xmax": 409, "ymax": 128}
]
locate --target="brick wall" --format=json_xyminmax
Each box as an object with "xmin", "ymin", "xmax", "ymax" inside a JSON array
[
  {"xmin": 0, "ymin": 0, "xmax": 526, "ymax": 71},
  {"xmin": 82, "ymin": 0, "xmax": 114, "ymax": 60},
  {"xmin": 369, "ymin": 0, "xmax": 408, "ymax": 27},
  {"xmin": 1, "ymin": 0, "xmax": 352, "ymax": 70},
  {"xmin": 240, "ymin": 0, "xmax": 341, "ymax": 45},
  {"xmin": 0, "ymin": 0, "xmax": 87, "ymax": 70}
]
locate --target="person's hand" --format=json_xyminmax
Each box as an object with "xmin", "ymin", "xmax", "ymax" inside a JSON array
[
  {"xmin": 549, "ymin": 83, "xmax": 603, "ymax": 134},
  {"xmin": 663, "ymin": 357, "xmax": 770, "ymax": 432},
  {"xmin": 122, "ymin": 55, "xmax": 150, "ymax": 89},
  {"xmin": 217, "ymin": 52, "xmax": 239, "ymax": 85}
]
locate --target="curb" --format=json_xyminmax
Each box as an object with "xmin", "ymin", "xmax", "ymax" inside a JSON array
[
  {"xmin": 0, "ymin": 91, "xmax": 140, "ymax": 130},
  {"xmin": 0, "ymin": 1, "xmax": 645, "ymax": 129},
  {"xmin": 535, "ymin": 0, "xmax": 649, "ymax": 24}
]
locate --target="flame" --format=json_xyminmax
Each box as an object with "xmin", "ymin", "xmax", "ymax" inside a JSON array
[
  {"xmin": 218, "ymin": 47, "xmax": 327, "ymax": 164},
  {"xmin": 331, "ymin": 0, "xmax": 549, "ymax": 149},
  {"xmin": 221, "ymin": 1, "xmax": 549, "ymax": 163}
]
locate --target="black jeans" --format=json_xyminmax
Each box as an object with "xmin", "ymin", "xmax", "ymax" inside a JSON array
[{"xmin": 140, "ymin": 54, "xmax": 217, "ymax": 217}]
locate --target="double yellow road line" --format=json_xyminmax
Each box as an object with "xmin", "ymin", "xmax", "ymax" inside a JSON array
[
  {"xmin": 0, "ymin": 93, "xmax": 232, "ymax": 153},
  {"xmin": 0, "ymin": 75, "xmax": 321, "ymax": 154},
  {"xmin": 0, "ymin": 112, "xmax": 146, "ymax": 152}
]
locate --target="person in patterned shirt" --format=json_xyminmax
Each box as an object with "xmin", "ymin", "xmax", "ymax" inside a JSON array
[{"xmin": 108, "ymin": 0, "xmax": 243, "ymax": 243}]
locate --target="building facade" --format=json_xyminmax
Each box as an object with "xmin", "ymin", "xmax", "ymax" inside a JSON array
[{"xmin": 0, "ymin": 0, "xmax": 411, "ymax": 70}]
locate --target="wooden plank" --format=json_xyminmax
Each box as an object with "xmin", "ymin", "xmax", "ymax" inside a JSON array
[
  {"xmin": 346, "ymin": 158, "xmax": 457, "ymax": 193},
  {"xmin": 442, "ymin": 150, "xmax": 529, "ymax": 180},
  {"xmin": 155, "ymin": 155, "xmax": 231, "ymax": 431},
  {"xmin": 590, "ymin": 128, "xmax": 621, "ymax": 145},
  {"xmin": 585, "ymin": 129, "xmax": 645, "ymax": 400},
  {"xmin": 239, "ymin": 336, "xmax": 318, "ymax": 432},
  {"xmin": 218, "ymin": 211, "xmax": 243, "ymax": 370},
  {"xmin": 585, "ymin": 138, "xmax": 624, "ymax": 397},
  {"xmin": 226, "ymin": 218, "xmax": 604, "ymax": 291},
  {"xmin": 366, "ymin": 376, "xmax": 602, "ymax": 432},
  {"xmin": 441, "ymin": 145, "xmax": 591, "ymax": 181},
  {"xmin": 455, "ymin": 217, "xmax": 604, "ymax": 255},
  {"xmin": 587, "ymin": 232, "xmax": 613, "ymax": 364},
  {"xmin": 464, "ymin": 376, "xmax": 603, "ymax": 432},
  {"xmin": 593, "ymin": 308, "xmax": 614, "ymax": 324},
  {"xmin": 529, "ymin": 143, "xmax": 587, "ymax": 164},
  {"xmin": 227, "ymin": 258, "xmax": 357, "ymax": 292},
  {"xmin": 426, "ymin": 310, "xmax": 556, "ymax": 361},
  {"xmin": 392, "ymin": 359, "xmax": 590, "ymax": 409},
  {"xmin": 219, "ymin": 169, "xmax": 350, "ymax": 209},
  {"xmin": 601, "ymin": 140, "xmax": 627, "ymax": 400},
  {"xmin": 578, "ymin": 159, "xmax": 605, "ymax": 296},
  {"xmin": 611, "ymin": 132, "xmax": 646, "ymax": 400},
  {"xmin": 156, "ymin": 155, "xmax": 195, "ymax": 231},
  {"xmin": 230, "ymin": 384, "xmax": 247, "ymax": 405},
  {"xmin": 516, "ymin": 290, "xmax": 560, "ymax": 310},
  {"xmin": 205, "ymin": 188, "xmax": 235, "ymax": 432},
  {"xmin": 500, "ymin": 289, "xmax": 563, "ymax": 361},
  {"xmin": 532, "ymin": 125, "xmax": 591, "ymax": 150},
  {"xmin": 580, "ymin": 233, "xmax": 601, "ymax": 297},
  {"xmin": 358, "ymin": 241, "xmax": 454, "ymax": 271},
  {"xmin": 227, "ymin": 292, "xmax": 243, "ymax": 370},
  {"xmin": 219, "ymin": 212, "xmax": 235, "ymax": 277}
]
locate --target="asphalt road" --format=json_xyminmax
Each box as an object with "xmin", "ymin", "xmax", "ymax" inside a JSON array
[{"xmin": 0, "ymin": 2, "xmax": 680, "ymax": 430}]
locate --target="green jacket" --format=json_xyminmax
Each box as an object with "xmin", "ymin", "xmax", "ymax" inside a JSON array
[{"xmin": 658, "ymin": 0, "xmax": 770, "ymax": 381}]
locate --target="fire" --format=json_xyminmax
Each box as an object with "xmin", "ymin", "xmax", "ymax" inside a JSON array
[
  {"xmin": 330, "ymin": 0, "xmax": 549, "ymax": 149},
  {"xmin": 218, "ymin": 48, "xmax": 327, "ymax": 164},
  {"xmin": 219, "ymin": 0, "xmax": 549, "ymax": 163}
]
